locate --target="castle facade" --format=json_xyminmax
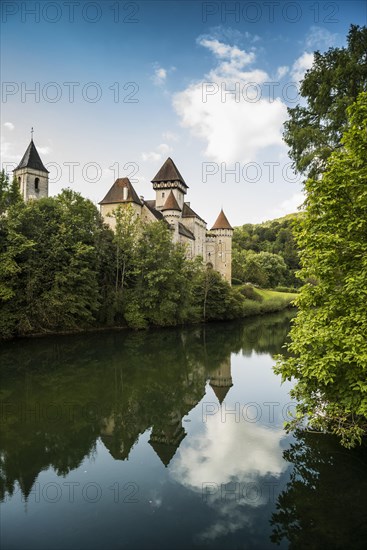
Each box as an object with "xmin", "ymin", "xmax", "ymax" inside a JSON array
[
  {"xmin": 100, "ymin": 157, "xmax": 233, "ymax": 283},
  {"xmin": 13, "ymin": 141, "xmax": 233, "ymax": 283}
]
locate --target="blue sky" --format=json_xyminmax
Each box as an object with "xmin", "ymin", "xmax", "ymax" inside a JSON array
[{"xmin": 1, "ymin": 0, "xmax": 366, "ymax": 225}]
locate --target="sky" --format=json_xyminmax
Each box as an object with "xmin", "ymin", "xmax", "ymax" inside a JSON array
[{"xmin": 1, "ymin": 0, "xmax": 366, "ymax": 226}]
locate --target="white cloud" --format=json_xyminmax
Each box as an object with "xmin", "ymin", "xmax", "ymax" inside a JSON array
[
  {"xmin": 173, "ymin": 37, "xmax": 287, "ymax": 164},
  {"xmin": 142, "ymin": 143, "xmax": 172, "ymax": 162},
  {"xmin": 275, "ymin": 66, "xmax": 289, "ymax": 79},
  {"xmin": 142, "ymin": 151, "xmax": 161, "ymax": 162},
  {"xmin": 157, "ymin": 143, "xmax": 171, "ymax": 154},
  {"xmin": 170, "ymin": 413, "xmax": 287, "ymax": 541},
  {"xmin": 152, "ymin": 66, "xmax": 167, "ymax": 86},
  {"xmin": 269, "ymin": 191, "xmax": 306, "ymax": 219},
  {"xmin": 3, "ymin": 122, "xmax": 14, "ymax": 131},
  {"xmin": 305, "ymin": 26, "xmax": 338, "ymax": 49},
  {"xmin": 291, "ymin": 52, "xmax": 314, "ymax": 85}
]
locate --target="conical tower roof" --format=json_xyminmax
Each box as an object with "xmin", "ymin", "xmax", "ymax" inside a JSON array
[
  {"xmin": 14, "ymin": 139, "xmax": 49, "ymax": 173},
  {"xmin": 99, "ymin": 178, "xmax": 142, "ymax": 205},
  {"xmin": 211, "ymin": 209, "xmax": 233, "ymax": 230},
  {"xmin": 210, "ymin": 383, "xmax": 232, "ymax": 405},
  {"xmin": 152, "ymin": 157, "xmax": 188, "ymax": 188},
  {"xmin": 161, "ymin": 190, "xmax": 181, "ymax": 211}
]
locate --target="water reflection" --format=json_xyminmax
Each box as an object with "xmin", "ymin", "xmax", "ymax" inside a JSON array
[
  {"xmin": 0, "ymin": 311, "xmax": 294, "ymax": 505},
  {"xmin": 271, "ymin": 430, "xmax": 367, "ymax": 549},
  {"xmin": 1, "ymin": 309, "xmax": 366, "ymax": 549}
]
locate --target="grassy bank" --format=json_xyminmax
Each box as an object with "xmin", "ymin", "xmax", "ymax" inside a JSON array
[{"xmin": 238, "ymin": 284, "xmax": 297, "ymax": 317}]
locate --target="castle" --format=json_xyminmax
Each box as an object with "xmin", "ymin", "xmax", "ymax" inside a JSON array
[{"xmin": 14, "ymin": 140, "xmax": 233, "ymax": 283}]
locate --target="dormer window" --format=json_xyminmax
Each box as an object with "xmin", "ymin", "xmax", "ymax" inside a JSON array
[{"xmin": 35, "ymin": 177, "xmax": 40, "ymax": 191}]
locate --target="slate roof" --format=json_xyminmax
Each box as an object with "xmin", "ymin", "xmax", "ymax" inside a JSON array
[
  {"xmin": 99, "ymin": 178, "xmax": 142, "ymax": 205},
  {"xmin": 14, "ymin": 140, "xmax": 49, "ymax": 173},
  {"xmin": 151, "ymin": 157, "xmax": 188, "ymax": 188},
  {"xmin": 161, "ymin": 190, "xmax": 181, "ymax": 211},
  {"xmin": 210, "ymin": 383, "xmax": 232, "ymax": 404},
  {"xmin": 178, "ymin": 222, "xmax": 195, "ymax": 240},
  {"xmin": 211, "ymin": 209, "xmax": 233, "ymax": 230},
  {"xmin": 182, "ymin": 202, "xmax": 206, "ymax": 224},
  {"xmin": 144, "ymin": 200, "xmax": 164, "ymax": 220}
]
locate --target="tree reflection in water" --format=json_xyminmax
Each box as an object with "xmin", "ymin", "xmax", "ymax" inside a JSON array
[{"xmin": 270, "ymin": 430, "xmax": 367, "ymax": 549}]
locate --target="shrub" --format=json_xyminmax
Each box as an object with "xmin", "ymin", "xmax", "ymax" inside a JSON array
[{"xmin": 239, "ymin": 284, "xmax": 263, "ymax": 302}]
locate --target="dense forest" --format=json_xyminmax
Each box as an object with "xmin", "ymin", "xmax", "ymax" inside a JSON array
[
  {"xmin": 232, "ymin": 214, "xmax": 301, "ymax": 289},
  {"xmin": 0, "ymin": 172, "xmax": 294, "ymax": 339}
]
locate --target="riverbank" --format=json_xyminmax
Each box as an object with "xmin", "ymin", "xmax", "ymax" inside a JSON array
[
  {"xmin": 238, "ymin": 285, "xmax": 297, "ymax": 317},
  {"xmin": 0, "ymin": 287, "xmax": 297, "ymax": 341}
]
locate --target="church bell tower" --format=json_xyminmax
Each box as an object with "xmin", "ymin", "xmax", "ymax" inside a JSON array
[{"xmin": 13, "ymin": 135, "xmax": 49, "ymax": 202}]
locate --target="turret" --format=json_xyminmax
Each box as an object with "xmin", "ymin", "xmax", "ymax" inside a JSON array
[
  {"xmin": 151, "ymin": 157, "xmax": 188, "ymax": 210},
  {"xmin": 209, "ymin": 209, "xmax": 233, "ymax": 284},
  {"xmin": 161, "ymin": 190, "xmax": 181, "ymax": 241}
]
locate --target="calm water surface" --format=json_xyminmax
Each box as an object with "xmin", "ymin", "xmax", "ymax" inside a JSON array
[{"xmin": 1, "ymin": 311, "xmax": 366, "ymax": 549}]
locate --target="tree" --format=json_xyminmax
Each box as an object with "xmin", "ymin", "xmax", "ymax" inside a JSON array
[
  {"xmin": 0, "ymin": 190, "xmax": 113, "ymax": 336},
  {"xmin": 275, "ymin": 93, "xmax": 367, "ymax": 447},
  {"xmin": 113, "ymin": 204, "xmax": 141, "ymax": 292},
  {"xmin": 284, "ymin": 24, "xmax": 367, "ymax": 178}
]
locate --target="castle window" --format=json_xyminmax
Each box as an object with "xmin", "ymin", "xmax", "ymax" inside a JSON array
[
  {"xmin": 162, "ymin": 192, "xmax": 165, "ymax": 198},
  {"xmin": 34, "ymin": 177, "xmax": 39, "ymax": 191}
]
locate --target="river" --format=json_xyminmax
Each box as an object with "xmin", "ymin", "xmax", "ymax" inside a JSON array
[{"xmin": 1, "ymin": 310, "xmax": 366, "ymax": 549}]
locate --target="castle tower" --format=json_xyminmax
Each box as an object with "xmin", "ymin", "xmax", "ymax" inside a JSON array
[
  {"xmin": 99, "ymin": 178, "xmax": 143, "ymax": 231},
  {"xmin": 209, "ymin": 357, "xmax": 233, "ymax": 405},
  {"xmin": 209, "ymin": 209, "xmax": 233, "ymax": 284},
  {"xmin": 161, "ymin": 190, "xmax": 181, "ymax": 242},
  {"xmin": 151, "ymin": 157, "xmax": 188, "ymax": 210},
  {"xmin": 13, "ymin": 139, "xmax": 49, "ymax": 202}
]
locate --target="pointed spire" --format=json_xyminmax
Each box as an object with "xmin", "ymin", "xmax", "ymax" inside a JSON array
[
  {"xmin": 210, "ymin": 383, "xmax": 232, "ymax": 405},
  {"xmin": 151, "ymin": 157, "xmax": 188, "ymax": 188},
  {"xmin": 99, "ymin": 178, "xmax": 142, "ymax": 205},
  {"xmin": 161, "ymin": 190, "xmax": 181, "ymax": 211},
  {"xmin": 14, "ymin": 139, "xmax": 49, "ymax": 173},
  {"xmin": 211, "ymin": 209, "xmax": 233, "ymax": 230}
]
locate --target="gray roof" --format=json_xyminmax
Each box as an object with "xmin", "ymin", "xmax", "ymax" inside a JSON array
[
  {"xmin": 144, "ymin": 200, "xmax": 164, "ymax": 220},
  {"xmin": 161, "ymin": 190, "xmax": 181, "ymax": 211},
  {"xmin": 99, "ymin": 178, "xmax": 142, "ymax": 205},
  {"xmin": 178, "ymin": 222, "xmax": 195, "ymax": 240},
  {"xmin": 14, "ymin": 140, "xmax": 49, "ymax": 173},
  {"xmin": 151, "ymin": 157, "xmax": 188, "ymax": 188},
  {"xmin": 182, "ymin": 202, "xmax": 206, "ymax": 224}
]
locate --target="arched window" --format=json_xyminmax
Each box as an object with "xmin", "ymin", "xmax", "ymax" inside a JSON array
[
  {"xmin": 18, "ymin": 177, "xmax": 21, "ymax": 186},
  {"xmin": 35, "ymin": 177, "xmax": 40, "ymax": 191}
]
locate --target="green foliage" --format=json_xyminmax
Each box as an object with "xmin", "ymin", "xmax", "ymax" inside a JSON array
[
  {"xmin": 275, "ymin": 93, "xmax": 367, "ymax": 447},
  {"xmin": 0, "ymin": 190, "xmax": 114, "ymax": 336},
  {"xmin": 284, "ymin": 24, "xmax": 367, "ymax": 178},
  {"xmin": 233, "ymin": 214, "xmax": 301, "ymax": 287},
  {"xmin": 0, "ymin": 171, "xmax": 23, "ymax": 214},
  {"xmin": 0, "ymin": 187, "xmax": 298, "ymax": 338},
  {"xmin": 239, "ymin": 283, "xmax": 263, "ymax": 302}
]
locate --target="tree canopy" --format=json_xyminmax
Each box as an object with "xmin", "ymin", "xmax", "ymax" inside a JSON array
[
  {"xmin": 275, "ymin": 92, "xmax": 367, "ymax": 447},
  {"xmin": 284, "ymin": 24, "xmax": 367, "ymax": 178}
]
